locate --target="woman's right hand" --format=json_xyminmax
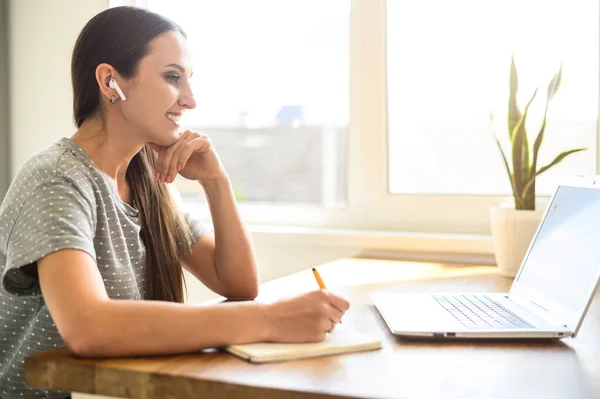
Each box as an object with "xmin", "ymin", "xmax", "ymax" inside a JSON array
[{"xmin": 264, "ymin": 290, "xmax": 350, "ymax": 343}]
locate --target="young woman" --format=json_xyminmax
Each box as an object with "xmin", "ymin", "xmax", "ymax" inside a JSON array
[{"xmin": 0, "ymin": 6, "xmax": 349, "ymax": 398}]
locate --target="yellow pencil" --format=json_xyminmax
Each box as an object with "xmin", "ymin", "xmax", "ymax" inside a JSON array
[
  {"xmin": 312, "ymin": 268, "xmax": 327, "ymax": 290},
  {"xmin": 312, "ymin": 267, "xmax": 342, "ymax": 324}
]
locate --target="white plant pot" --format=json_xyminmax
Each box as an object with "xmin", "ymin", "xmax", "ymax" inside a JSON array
[{"xmin": 490, "ymin": 204, "xmax": 544, "ymax": 278}]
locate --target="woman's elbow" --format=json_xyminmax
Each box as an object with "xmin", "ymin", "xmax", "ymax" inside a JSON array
[
  {"xmin": 63, "ymin": 328, "xmax": 101, "ymax": 358},
  {"xmin": 225, "ymin": 284, "xmax": 259, "ymax": 301},
  {"xmin": 59, "ymin": 312, "xmax": 111, "ymax": 357},
  {"xmin": 246, "ymin": 285, "xmax": 259, "ymax": 301},
  {"xmin": 244, "ymin": 280, "xmax": 260, "ymax": 300}
]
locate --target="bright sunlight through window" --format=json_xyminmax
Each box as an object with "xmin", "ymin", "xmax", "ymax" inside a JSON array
[
  {"xmin": 387, "ymin": 0, "xmax": 598, "ymax": 196},
  {"xmin": 147, "ymin": 0, "xmax": 350, "ymax": 207}
]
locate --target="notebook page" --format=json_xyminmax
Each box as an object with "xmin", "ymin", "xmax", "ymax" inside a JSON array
[{"xmin": 225, "ymin": 325, "xmax": 383, "ymax": 363}]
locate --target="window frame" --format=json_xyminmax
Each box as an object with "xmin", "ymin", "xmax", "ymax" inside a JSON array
[{"xmin": 124, "ymin": 0, "xmax": 600, "ymax": 236}]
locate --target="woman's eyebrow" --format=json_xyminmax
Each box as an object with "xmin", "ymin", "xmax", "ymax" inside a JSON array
[{"xmin": 165, "ymin": 63, "xmax": 193, "ymax": 77}]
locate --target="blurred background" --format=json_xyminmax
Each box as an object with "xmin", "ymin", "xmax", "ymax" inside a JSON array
[{"xmin": 1, "ymin": 0, "xmax": 598, "ymax": 302}]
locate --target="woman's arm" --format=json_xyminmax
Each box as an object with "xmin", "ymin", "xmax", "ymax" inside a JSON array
[
  {"xmin": 180, "ymin": 176, "xmax": 259, "ymax": 300},
  {"xmin": 39, "ymin": 249, "xmax": 348, "ymax": 357}
]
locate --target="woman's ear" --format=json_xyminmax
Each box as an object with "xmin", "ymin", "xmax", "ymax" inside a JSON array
[{"xmin": 95, "ymin": 63, "xmax": 118, "ymax": 103}]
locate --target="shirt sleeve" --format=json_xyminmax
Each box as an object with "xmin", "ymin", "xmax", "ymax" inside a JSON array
[
  {"xmin": 2, "ymin": 177, "xmax": 96, "ymax": 296},
  {"xmin": 183, "ymin": 207, "xmax": 209, "ymax": 244},
  {"xmin": 168, "ymin": 184, "xmax": 210, "ymax": 244}
]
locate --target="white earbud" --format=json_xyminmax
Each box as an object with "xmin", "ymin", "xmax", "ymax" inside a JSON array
[{"xmin": 109, "ymin": 79, "xmax": 127, "ymax": 101}]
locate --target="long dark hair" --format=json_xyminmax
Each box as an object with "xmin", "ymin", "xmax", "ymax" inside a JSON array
[{"xmin": 71, "ymin": 6, "xmax": 194, "ymax": 303}]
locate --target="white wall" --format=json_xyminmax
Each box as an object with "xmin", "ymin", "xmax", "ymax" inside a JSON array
[
  {"xmin": 184, "ymin": 242, "xmax": 357, "ymax": 304},
  {"xmin": 0, "ymin": 1, "xmax": 9, "ymax": 200},
  {"xmin": 7, "ymin": 0, "xmax": 362, "ymax": 304},
  {"xmin": 9, "ymin": 0, "xmax": 109, "ymax": 174}
]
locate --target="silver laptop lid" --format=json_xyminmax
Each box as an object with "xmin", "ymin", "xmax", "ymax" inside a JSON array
[{"xmin": 509, "ymin": 175, "xmax": 600, "ymax": 336}]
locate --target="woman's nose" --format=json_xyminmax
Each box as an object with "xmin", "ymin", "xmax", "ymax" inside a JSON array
[{"xmin": 179, "ymin": 85, "xmax": 196, "ymax": 110}]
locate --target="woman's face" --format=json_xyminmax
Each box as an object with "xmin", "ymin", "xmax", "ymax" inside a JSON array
[{"xmin": 119, "ymin": 31, "xmax": 196, "ymax": 147}]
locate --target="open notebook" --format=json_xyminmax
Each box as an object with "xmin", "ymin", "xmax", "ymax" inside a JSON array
[{"xmin": 224, "ymin": 325, "xmax": 383, "ymax": 363}]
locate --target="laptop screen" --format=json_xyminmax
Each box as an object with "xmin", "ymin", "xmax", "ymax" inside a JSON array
[{"xmin": 513, "ymin": 184, "xmax": 600, "ymax": 329}]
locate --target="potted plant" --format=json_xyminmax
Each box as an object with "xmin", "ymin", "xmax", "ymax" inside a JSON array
[{"xmin": 489, "ymin": 56, "xmax": 586, "ymax": 277}]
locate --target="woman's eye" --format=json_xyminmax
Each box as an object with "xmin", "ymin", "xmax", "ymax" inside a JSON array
[{"xmin": 166, "ymin": 74, "xmax": 180, "ymax": 84}]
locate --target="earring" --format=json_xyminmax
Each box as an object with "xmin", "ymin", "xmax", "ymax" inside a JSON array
[{"xmin": 110, "ymin": 95, "xmax": 115, "ymax": 104}]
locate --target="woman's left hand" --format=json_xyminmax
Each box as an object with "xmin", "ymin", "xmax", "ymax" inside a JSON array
[{"xmin": 149, "ymin": 130, "xmax": 227, "ymax": 184}]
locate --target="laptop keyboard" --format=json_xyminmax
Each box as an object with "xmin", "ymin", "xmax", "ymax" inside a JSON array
[{"xmin": 432, "ymin": 294, "xmax": 535, "ymax": 329}]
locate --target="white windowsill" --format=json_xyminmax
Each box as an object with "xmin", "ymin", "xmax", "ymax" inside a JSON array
[{"xmin": 206, "ymin": 223, "xmax": 497, "ymax": 266}]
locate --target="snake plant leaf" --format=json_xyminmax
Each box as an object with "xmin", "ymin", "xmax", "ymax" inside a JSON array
[
  {"xmin": 495, "ymin": 58, "xmax": 586, "ymax": 211},
  {"xmin": 511, "ymin": 88, "xmax": 538, "ymax": 196},
  {"xmin": 520, "ymin": 148, "xmax": 587, "ymax": 198},
  {"xmin": 494, "ymin": 135, "xmax": 518, "ymax": 198},
  {"xmin": 508, "ymin": 55, "xmax": 521, "ymax": 142},
  {"xmin": 490, "ymin": 111, "xmax": 518, "ymax": 196},
  {"xmin": 547, "ymin": 63, "xmax": 562, "ymax": 102},
  {"xmin": 530, "ymin": 115, "xmax": 546, "ymax": 179},
  {"xmin": 531, "ymin": 65, "xmax": 563, "ymax": 183}
]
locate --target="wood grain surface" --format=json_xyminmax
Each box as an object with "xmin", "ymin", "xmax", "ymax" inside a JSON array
[{"xmin": 25, "ymin": 258, "xmax": 600, "ymax": 399}]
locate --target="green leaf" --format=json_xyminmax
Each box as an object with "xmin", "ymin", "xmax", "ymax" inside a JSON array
[
  {"xmin": 521, "ymin": 148, "xmax": 587, "ymax": 197},
  {"xmin": 490, "ymin": 111, "xmax": 519, "ymax": 199},
  {"xmin": 531, "ymin": 112, "xmax": 547, "ymax": 181},
  {"xmin": 546, "ymin": 63, "xmax": 562, "ymax": 102},
  {"xmin": 530, "ymin": 64, "xmax": 562, "ymax": 194},
  {"xmin": 514, "ymin": 196, "xmax": 526, "ymax": 210},
  {"xmin": 532, "ymin": 65, "xmax": 562, "ymax": 172},
  {"xmin": 493, "ymin": 135, "xmax": 518, "ymax": 201},
  {"xmin": 535, "ymin": 148, "xmax": 587, "ymax": 176},
  {"xmin": 508, "ymin": 55, "xmax": 521, "ymax": 142},
  {"xmin": 511, "ymin": 88, "xmax": 538, "ymax": 197}
]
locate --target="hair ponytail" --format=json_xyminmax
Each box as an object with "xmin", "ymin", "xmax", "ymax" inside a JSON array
[{"xmin": 72, "ymin": 6, "xmax": 194, "ymax": 302}]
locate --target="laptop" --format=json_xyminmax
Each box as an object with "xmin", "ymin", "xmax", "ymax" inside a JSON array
[{"xmin": 371, "ymin": 175, "xmax": 600, "ymax": 339}]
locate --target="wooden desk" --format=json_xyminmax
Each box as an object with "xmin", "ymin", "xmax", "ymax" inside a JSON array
[{"xmin": 25, "ymin": 258, "xmax": 600, "ymax": 399}]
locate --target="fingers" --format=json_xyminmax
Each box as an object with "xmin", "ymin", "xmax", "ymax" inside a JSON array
[
  {"xmin": 327, "ymin": 304, "xmax": 343, "ymax": 324},
  {"xmin": 320, "ymin": 314, "xmax": 339, "ymax": 335},
  {"xmin": 312, "ymin": 290, "xmax": 348, "ymax": 333},
  {"xmin": 323, "ymin": 290, "xmax": 350, "ymax": 314},
  {"xmin": 170, "ymin": 134, "xmax": 211, "ymax": 177},
  {"xmin": 328, "ymin": 319, "xmax": 337, "ymax": 333},
  {"xmin": 151, "ymin": 131, "xmax": 211, "ymax": 183},
  {"xmin": 161, "ymin": 131, "xmax": 192, "ymax": 182},
  {"xmin": 157, "ymin": 131, "xmax": 189, "ymax": 183}
]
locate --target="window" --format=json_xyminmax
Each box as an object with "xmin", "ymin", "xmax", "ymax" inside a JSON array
[
  {"xmin": 387, "ymin": 0, "xmax": 598, "ymax": 196},
  {"xmin": 135, "ymin": 0, "xmax": 599, "ymax": 236},
  {"xmin": 146, "ymin": 0, "xmax": 350, "ymax": 207}
]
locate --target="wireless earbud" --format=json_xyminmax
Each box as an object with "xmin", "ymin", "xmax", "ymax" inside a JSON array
[{"xmin": 109, "ymin": 79, "xmax": 127, "ymax": 101}]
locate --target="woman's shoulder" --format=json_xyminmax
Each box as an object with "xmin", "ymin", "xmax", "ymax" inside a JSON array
[
  {"xmin": 23, "ymin": 136, "xmax": 95, "ymax": 175},
  {"xmin": 7, "ymin": 138, "xmax": 99, "ymax": 200}
]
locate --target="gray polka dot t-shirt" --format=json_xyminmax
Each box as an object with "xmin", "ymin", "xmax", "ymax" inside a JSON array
[{"xmin": 0, "ymin": 137, "xmax": 207, "ymax": 398}]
